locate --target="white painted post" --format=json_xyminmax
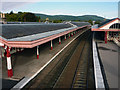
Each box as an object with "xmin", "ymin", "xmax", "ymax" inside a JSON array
[
  {"xmin": 17, "ymin": 48, "xmax": 19, "ymax": 52},
  {"xmin": 71, "ymin": 32, "xmax": 73, "ymax": 36},
  {"xmin": 69, "ymin": 33, "xmax": 70, "ymax": 38},
  {"xmin": 21, "ymin": 48, "xmax": 24, "ymax": 51},
  {"xmin": 37, "ymin": 46, "xmax": 39, "ymax": 59},
  {"xmin": 2, "ymin": 45, "xmax": 7, "ymax": 57},
  {"xmin": 0, "ymin": 48, "xmax": 2, "ymax": 58},
  {"xmin": 6, "ymin": 46, "xmax": 13, "ymax": 78},
  {"xmin": 74, "ymin": 31, "xmax": 75, "ymax": 35},
  {"xmin": 59, "ymin": 37, "xmax": 61, "ymax": 44},
  {"xmin": 51, "ymin": 40, "xmax": 53, "ymax": 50},
  {"xmin": 65, "ymin": 35, "xmax": 66, "ymax": 40}
]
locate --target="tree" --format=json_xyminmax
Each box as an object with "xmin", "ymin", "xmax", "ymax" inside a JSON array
[
  {"xmin": 22, "ymin": 12, "xmax": 37, "ymax": 22},
  {"xmin": 9, "ymin": 11, "xmax": 14, "ymax": 15},
  {"xmin": 88, "ymin": 20, "xmax": 92, "ymax": 25},
  {"xmin": 6, "ymin": 13, "xmax": 17, "ymax": 21},
  {"xmin": 95, "ymin": 20, "xmax": 101, "ymax": 24},
  {"xmin": 38, "ymin": 16, "xmax": 41, "ymax": 22},
  {"xmin": 36, "ymin": 16, "xmax": 41, "ymax": 22},
  {"xmin": 6, "ymin": 12, "xmax": 38, "ymax": 22},
  {"xmin": 18, "ymin": 11, "xmax": 22, "ymax": 14}
]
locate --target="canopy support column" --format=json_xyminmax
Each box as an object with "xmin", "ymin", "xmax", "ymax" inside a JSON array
[
  {"xmin": 105, "ymin": 31, "xmax": 108, "ymax": 44},
  {"xmin": 65, "ymin": 35, "xmax": 66, "ymax": 40},
  {"xmin": 74, "ymin": 31, "xmax": 75, "ymax": 35},
  {"xmin": 37, "ymin": 46, "xmax": 39, "ymax": 59},
  {"xmin": 59, "ymin": 37, "xmax": 61, "ymax": 44},
  {"xmin": 51, "ymin": 40, "xmax": 53, "ymax": 50},
  {"xmin": 71, "ymin": 32, "xmax": 73, "ymax": 37},
  {"xmin": 6, "ymin": 46, "xmax": 13, "ymax": 78},
  {"xmin": 68, "ymin": 33, "xmax": 70, "ymax": 38},
  {"xmin": 2, "ymin": 45, "xmax": 7, "ymax": 57}
]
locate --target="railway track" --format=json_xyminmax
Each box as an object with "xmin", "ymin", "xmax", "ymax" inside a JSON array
[
  {"xmin": 71, "ymin": 32, "xmax": 91, "ymax": 89},
  {"xmin": 54, "ymin": 30, "xmax": 93, "ymax": 89},
  {"xmin": 23, "ymin": 30, "xmax": 95, "ymax": 89}
]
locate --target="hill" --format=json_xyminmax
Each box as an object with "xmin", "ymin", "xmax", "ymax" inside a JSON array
[{"xmin": 35, "ymin": 13, "xmax": 105, "ymax": 21}]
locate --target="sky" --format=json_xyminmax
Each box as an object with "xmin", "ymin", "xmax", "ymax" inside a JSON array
[{"xmin": 1, "ymin": 1, "xmax": 119, "ymax": 19}]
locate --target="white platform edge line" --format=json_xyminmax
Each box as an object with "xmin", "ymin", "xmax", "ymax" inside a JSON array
[
  {"xmin": 92, "ymin": 32, "xmax": 105, "ymax": 89},
  {"xmin": 11, "ymin": 29, "xmax": 88, "ymax": 90}
]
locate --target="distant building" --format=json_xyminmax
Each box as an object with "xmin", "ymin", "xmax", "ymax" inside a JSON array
[
  {"xmin": 45, "ymin": 18, "xmax": 49, "ymax": 24},
  {"xmin": 0, "ymin": 13, "xmax": 7, "ymax": 24}
]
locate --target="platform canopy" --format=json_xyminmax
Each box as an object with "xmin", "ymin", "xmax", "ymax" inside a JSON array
[
  {"xmin": 92, "ymin": 18, "xmax": 120, "ymax": 32},
  {"xmin": 0, "ymin": 22, "xmax": 90, "ymax": 48}
]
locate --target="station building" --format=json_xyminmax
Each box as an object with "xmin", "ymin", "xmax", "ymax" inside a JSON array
[{"xmin": 92, "ymin": 18, "xmax": 120, "ymax": 44}]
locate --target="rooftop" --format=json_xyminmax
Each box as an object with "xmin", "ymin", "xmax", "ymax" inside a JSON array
[
  {"xmin": 98, "ymin": 18, "xmax": 119, "ymax": 28},
  {"xmin": 0, "ymin": 22, "xmax": 90, "ymax": 41},
  {"xmin": 91, "ymin": 18, "xmax": 120, "ymax": 31}
]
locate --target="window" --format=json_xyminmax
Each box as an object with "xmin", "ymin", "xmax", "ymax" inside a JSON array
[{"xmin": 109, "ymin": 23, "xmax": 120, "ymax": 29}]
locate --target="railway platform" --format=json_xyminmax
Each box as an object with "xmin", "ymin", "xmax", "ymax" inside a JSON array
[
  {"xmin": 95, "ymin": 32, "xmax": 119, "ymax": 89},
  {"xmin": 2, "ymin": 29, "xmax": 86, "ymax": 89}
]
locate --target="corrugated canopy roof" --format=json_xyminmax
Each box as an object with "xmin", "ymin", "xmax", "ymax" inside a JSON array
[
  {"xmin": 71, "ymin": 22, "xmax": 90, "ymax": 27},
  {"xmin": 0, "ymin": 22, "xmax": 90, "ymax": 41},
  {"xmin": 0, "ymin": 23, "xmax": 72, "ymax": 39}
]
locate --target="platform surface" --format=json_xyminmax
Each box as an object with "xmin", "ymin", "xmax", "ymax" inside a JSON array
[
  {"xmin": 1, "ymin": 32, "xmax": 81, "ymax": 89},
  {"xmin": 96, "ymin": 40, "xmax": 119, "ymax": 88}
]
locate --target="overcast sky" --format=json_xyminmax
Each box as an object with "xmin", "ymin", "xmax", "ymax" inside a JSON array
[{"xmin": 1, "ymin": 0, "xmax": 119, "ymax": 19}]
